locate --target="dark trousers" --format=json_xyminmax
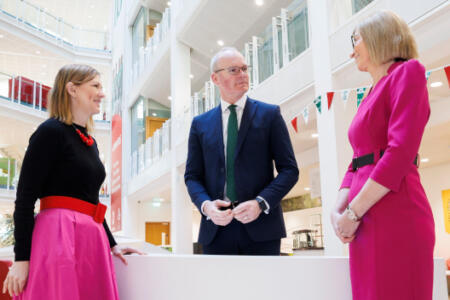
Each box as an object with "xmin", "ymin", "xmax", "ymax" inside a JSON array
[{"xmin": 202, "ymin": 219, "xmax": 281, "ymax": 255}]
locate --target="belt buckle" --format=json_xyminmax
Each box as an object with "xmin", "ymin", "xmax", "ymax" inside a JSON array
[{"xmin": 93, "ymin": 203, "xmax": 107, "ymax": 223}]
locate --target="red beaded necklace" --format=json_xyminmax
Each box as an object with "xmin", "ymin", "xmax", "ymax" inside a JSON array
[{"xmin": 73, "ymin": 125, "xmax": 94, "ymax": 147}]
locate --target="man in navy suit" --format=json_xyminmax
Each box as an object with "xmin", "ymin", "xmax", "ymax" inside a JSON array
[{"xmin": 184, "ymin": 47, "xmax": 298, "ymax": 255}]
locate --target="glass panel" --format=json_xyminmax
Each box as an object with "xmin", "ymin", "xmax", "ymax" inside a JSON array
[
  {"xmin": 277, "ymin": 26, "xmax": 284, "ymax": 69},
  {"xmin": 352, "ymin": 0, "xmax": 374, "ymax": 14},
  {"xmin": 131, "ymin": 97, "xmax": 145, "ymax": 157},
  {"xmin": 0, "ymin": 0, "xmax": 19, "ymax": 18},
  {"xmin": 132, "ymin": 8, "xmax": 146, "ymax": 66},
  {"xmin": 287, "ymin": 0, "xmax": 309, "ymax": 61},
  {"xmin": 257, "ymin": 24, "xmax": 274, "ymax": 83},
  {"xmin": 42, "ymin": 11, "xmax": 60, "ymax": 39},
  {"xmin": 0, "ymin": 72, "xmax": 12, "ymax": 100},
  {"xmin": 21, "ymin": 1, "xmax": 40, "ymax": 29}
]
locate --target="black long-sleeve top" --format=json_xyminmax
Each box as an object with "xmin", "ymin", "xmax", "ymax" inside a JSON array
[{"xmin": 14, "ymin": 118, "xmax": 117, "ymax": 261}]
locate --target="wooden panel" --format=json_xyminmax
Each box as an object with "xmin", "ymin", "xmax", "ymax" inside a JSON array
[
  {"xmin": 145, "ymin": 222, "xmax": 171, "ymax": 246},
  {"xmin": 145, "ymin": 116, "xmax": 168, "ymax": 139}
]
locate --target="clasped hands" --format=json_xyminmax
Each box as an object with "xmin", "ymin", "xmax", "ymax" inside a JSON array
[
  {"xmin": 331, "ymin": 210, "xmax": 361, "ymax": 244},
  {"xmin": 204, "ymin": 199, "xmax": 262, "ymax": 226}
]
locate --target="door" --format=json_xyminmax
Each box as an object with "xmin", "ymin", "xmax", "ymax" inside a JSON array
[
  {"xmin": 146, "ymin": 116, "xmax": 168, "ymax": 139},
  {"xmin": 145, "ymin": 222, "xmax": 170, "ymax": 246}
]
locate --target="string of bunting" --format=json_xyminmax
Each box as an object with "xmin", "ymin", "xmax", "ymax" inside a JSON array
[{"xmin": 290, "ymin": 64, "xmax": 450, "ymax": 133}]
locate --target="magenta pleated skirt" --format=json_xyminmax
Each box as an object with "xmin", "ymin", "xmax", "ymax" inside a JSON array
[{"xmin": 15, "ymin": 208, "xmax": 119, "ymax": 300}]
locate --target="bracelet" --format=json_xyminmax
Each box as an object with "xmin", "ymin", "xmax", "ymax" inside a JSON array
[{"xmin": 345, "ymin": 205, "xmax": 361, "ymax": 222}]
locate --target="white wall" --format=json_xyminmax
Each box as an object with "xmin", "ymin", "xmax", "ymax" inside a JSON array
[
  {"xmin": 419, "ymin": 162, "xmax": 450, "ymax": 260},
  {"xmin": 136, "ymin": 201, "xmax": 172, "ymax": 241}
]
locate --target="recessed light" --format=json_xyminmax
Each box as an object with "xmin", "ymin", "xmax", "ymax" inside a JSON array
[
  {"xmin": 311, "ymin": 133, "xmax": 319, "ymax": 138},
  {"xmin": 217, "ymin": 40, "xmax": 224, "ymax": 46},
  {"xmin": 0, "ymin": 34, "xmax": 4, "ymax": 38},
  {"xmin": 189, "ymin": 74, "xmax": 194, "ymax": 79},
  {"xmin": 167, "ymin": 1, "xmax": 171, "ymax": 6},
  {"xmin": 168, "ymin": 96, "xmax": 172, "ymax": 101},
  {"xmin": 304, "ymin": 187, "xmax": 311, "ymax": 191},
  {"xmin": 42, "ymin": 64, "xmax": 47, "ymax": 68},
  {"xmin": 430, "ymin": 81, "xmax": 442, "ymax": 88},
  {"xmin": 420, "ymin": 158, "xmax": 429, "ymax": 163},
  {"xmin": 152, "ymin": 202, "xmax": 161, "ymax": 207},
  {"xmin": 35, "ymin": 50, "xmax": 40, "ymax": 54},
  {"xmin": 255, "ymin": 0, "xmax": 264, "ymax": 6},
  {"xmin": 152, "ymin": 113, "xmax": 157, "ymax": 116}
]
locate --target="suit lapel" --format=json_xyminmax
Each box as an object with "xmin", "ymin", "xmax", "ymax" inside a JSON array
[
  {"xmin": 235, "ymin": 98, "xmax": 257, "ymax": 158},
  {"xmin": 211, "ymin": 105, "xmax": 225, "ymax": 166}
]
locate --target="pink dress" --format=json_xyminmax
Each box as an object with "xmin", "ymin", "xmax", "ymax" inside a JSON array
[{"xmin": 340, "ymin": 60, "xmax": 435, "ymax": 300}]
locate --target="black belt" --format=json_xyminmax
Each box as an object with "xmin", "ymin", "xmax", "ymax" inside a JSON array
[{"xmin": 352, "ymin": 150, "xmax": 419, "ymax": 171}]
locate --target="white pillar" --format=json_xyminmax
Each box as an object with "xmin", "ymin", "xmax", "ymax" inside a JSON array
[
  {"xmin": 170, "ymin": 0, "xmax": 193, "ymax": 254},
  {"xmin": 308, "ymin": 0, "xmax": 353, "ymax": 256}
]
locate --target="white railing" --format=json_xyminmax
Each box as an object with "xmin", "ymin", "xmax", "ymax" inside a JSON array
[
  {"xmin": 0, "ymin": 0, "xmax": 110, "ymax": 52},
  {"xmin": 130, "ymin": 119, "xmax": 171, "ymax": 178},
  {"xmin": 0, "ymin": 71, "xmax": 111, "ymax": 122},
  {"xmin": 114, "ymin": 255, "xmax": 448, "ymax": 300},
  {"xmin": 131, "ymin": 7, "xmax": 171, "ymax": 85}
]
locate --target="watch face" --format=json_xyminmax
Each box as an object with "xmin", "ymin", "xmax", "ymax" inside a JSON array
[{"xmin": 259, "ymin": 199, "xmax": 268, "ymax": 211}]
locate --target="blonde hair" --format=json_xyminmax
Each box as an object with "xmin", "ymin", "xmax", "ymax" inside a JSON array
[
  {"xmin": 49, "ymin": 64, "xmax": 99, "ymax": 133},
  {"xmin": 356, "ymin": 10, "xmax": 418, "ymax": 65}
]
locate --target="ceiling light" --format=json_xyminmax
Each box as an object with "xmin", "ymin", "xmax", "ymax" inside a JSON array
[
  {"xmin": 152, "ymin": 113, "xmax": 157, "ymax": 116},
  {"xmin": 152, "ymin": 202, "xmax": 161, "ymax": 207},
  {"xmin": 304, "ymin": 187, "xmax": 311, "ymax": 191},
  {"xmin": 217, "ymin": 40, "xmax": 224, "ymax": 46},
  {"xmin": 189, "ymin": 74, "xmax": 194, "ymax": 79},
  {"xmin": 0, "ymin": 34, "xmax": 4, "ymax": 38},
  {"xmin": 167, "ymin": 1, "xmax": 171, "ymax": 6},
  {"xmin": 430, "ymin": 81, "xmax": 442, "ymax": 88},
  {"xmin": 255, "ymin": 0, "xmax": 264, "ymax": 6},
  {"xmin": 420, "ymin": 158, "xmax": 429, "ymax": 163},
  {"xmin": 35, "ymin": 50, "xmax": 40, "ymax": 54},
  {"xmin": 311, "ymin": 133, "xmax": 319, "ymax": 138},
  {"xmin": 42, "ymin": 64, "xmax": 47, "ymax": 68},
  {"xmin": 168, "ymin": 96, "xmax": 172, "ymax": 100}
]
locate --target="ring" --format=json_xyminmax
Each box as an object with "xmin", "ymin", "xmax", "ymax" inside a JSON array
[{"xmin": 244, "ymin": 216, "xmax": 248, "ymax": 221}]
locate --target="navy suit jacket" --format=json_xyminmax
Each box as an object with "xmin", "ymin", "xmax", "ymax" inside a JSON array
[{"xmin": 184, "ymin": 98, "xmax": 299, "ymax": 245}]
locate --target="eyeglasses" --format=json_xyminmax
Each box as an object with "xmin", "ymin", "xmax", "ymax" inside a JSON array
[
  {"xmin": 351, "ymin": 33, "xmax": 361, "ymax": 49},
  {"xmin": 214, "ymin": 65, "xmax": 250, "ymax": 75}
]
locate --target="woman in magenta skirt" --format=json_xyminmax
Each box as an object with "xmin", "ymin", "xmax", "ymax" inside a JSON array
[
  {"xmin": 2, "ymin": 64, "xmax": 141, "ymax": 299},
  {"xmin": 331, "ymin": 11, "xmax": 435, "ymax": 300}
]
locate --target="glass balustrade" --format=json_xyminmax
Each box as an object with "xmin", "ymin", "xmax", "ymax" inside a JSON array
[
  {"xmin": 286, "ymin": 0, "xmax": 309, "ymax": 61},
  {"xmin": 257, "ymin": 24, "xmax": 275, "ymax": 83},
  {"xmin": 328, "ymin": 0, "xmax": 374, "ymax": 31},
  {"xmin": 0, "ymin": 0, "xmax": 109, "ymax": 51}
]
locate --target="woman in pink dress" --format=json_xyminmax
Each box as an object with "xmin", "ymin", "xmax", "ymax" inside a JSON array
[
  {"xmin": 330, "ymin": 11, "xmax": 435, "ymax": 300},
  {"xmin": 2, "ymin": 64, "xmax": 142, "ymax": 299}
]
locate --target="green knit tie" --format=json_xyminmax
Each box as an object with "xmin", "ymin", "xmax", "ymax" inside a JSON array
[{"xmin": 226, "ymin": 104, "xmax": 238, "ymax": 203}]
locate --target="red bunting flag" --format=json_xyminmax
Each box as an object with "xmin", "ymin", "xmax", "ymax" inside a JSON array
[
  {"xmin": 291, "ymin": 117, "xmax": 298, "ymax": 133},
  {"xmin": 327, "ymin": 92, "xmax": 335, "ymax": 110},
  {"xmin": 445, "ymin": 66, "xmax": 450, "ymax": 88}
]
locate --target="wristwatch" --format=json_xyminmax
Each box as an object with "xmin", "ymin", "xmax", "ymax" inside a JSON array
[
  {"xmin": 256, "ymin": 196, "xmax": 269, "ymax": 214},
  {"xmin": 345, "ymin": 205, "xmax": 361, "ymax": 222}
]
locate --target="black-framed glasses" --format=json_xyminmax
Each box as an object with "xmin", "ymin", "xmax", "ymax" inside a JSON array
[
  {"xmin": 214, "ymin": 65, "xmax": 250, "ymax": 75},
  {"xmin": 351, "ymin": 33, "xmax": 361, "ymax": 49}
]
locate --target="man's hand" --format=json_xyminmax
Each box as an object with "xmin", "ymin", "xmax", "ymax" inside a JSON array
[
  {"xmin": 233, "ymin": 200, "xmax": 261, "ymax": 224},
  {"xmin": 204, "ymin": 200, "xmax": 234, "ymax": 226}
]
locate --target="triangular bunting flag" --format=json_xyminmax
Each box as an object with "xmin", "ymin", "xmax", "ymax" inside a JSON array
[
  {"xmin": 356, "ymin": 87, "xmax": 366, "ymax": 108},
  {"xmin": 444, "ymin": 66, "xmax": 450, "ymax": 88},
  {"xmin": 302, "ymin": 107, "xmax": 309, "ymax": 124},
  {"xmin": 341, "ymin": 90, "xmax": 350, "ymax": 105},
  {"xmin": 291, "ymin": 117, "xmax": 298, "ymax": 133},
  {"xmin": 425, "ymin": 71, "xmax": 431, "ymax": 81},
  {"xmin": 314, "ymin": 96, "xmax": 322, "ymax": 114},
  {"xmin": 327, "ymin": 92, "xmax": 335, "ymax": 110}
]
